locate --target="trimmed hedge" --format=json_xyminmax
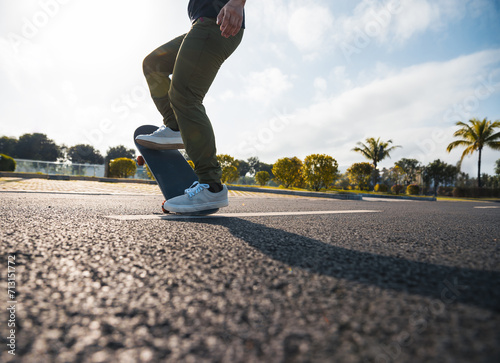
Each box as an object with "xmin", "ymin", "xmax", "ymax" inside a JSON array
[
  {"xmin": 452, "ymin": 187, "xmax": 500, "ymax": 198},
  {"xmin": 406, "ymin": 184, "xmax": 420, "ymax": 195},
  {"xmin": 437, "ymin": 186, "xmax": 454, "ymax": 196},
  {"xmin": 374, "ymin": 183, "xmax": 388, "ymax": 192},
  {"xmin": 391, "ymin": 184, "xmax": 404, "ymax": 194},
  {"xmin": 109, "ymin": 158, "xmax": 137, "ymax": 178},
  {"xmin": 0, "ymin": 154, "xmax": 16, "ymax": 171}
]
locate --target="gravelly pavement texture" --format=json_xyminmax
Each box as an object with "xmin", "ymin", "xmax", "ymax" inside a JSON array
[{"xmin": 1, "ymin": 191, "xmax": 499, "ymax": 363}]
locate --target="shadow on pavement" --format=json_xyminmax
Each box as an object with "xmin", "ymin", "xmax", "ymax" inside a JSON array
[{"xmin": 189, "ymin": 217, "xmax": 500, "ymax": 312}]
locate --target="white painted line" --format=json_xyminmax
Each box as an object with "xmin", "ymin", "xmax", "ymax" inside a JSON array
[
  {"xmin": 362, "ymin": 197, "xmax": 414, "ymax": 202},
  {"xmin": 474, "ymin": 206, "xmax": 499, "ymax": 209},
  {"xmin": 106, "ymin": 210, "xmax": 382, "ymax": 221}
]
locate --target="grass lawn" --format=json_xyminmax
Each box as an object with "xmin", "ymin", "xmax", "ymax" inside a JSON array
[{"xmin": 230, "ymin": 184, "xmax": 500, "ymax": 202}]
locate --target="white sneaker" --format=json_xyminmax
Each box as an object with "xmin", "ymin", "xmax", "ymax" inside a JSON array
[
  {"xmin": 135, "ymin": 125, "xmax": 184, "ymax": 150},
  {"xmin": 163, "ymin": 182, "xmax": 229, "ymax": 214}
]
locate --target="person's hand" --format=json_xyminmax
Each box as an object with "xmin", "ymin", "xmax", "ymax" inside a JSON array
[{"xmin": 216, "ymin": 0, "xmax": 245, "ymax": 38}]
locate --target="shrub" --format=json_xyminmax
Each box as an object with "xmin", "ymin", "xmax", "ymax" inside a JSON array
[
  {"xmin": 406, "ymin": 184, "xmax": 420, "ymax": 195},
  {"xmin": 452, "ymin": 187, "xmax": 466, "ymax": 198},
  {"xmin": 334, "ymin": 175, "xmax": 350, "ymax": 190},
  {"xmin": 374, "ymin": 183, "xmax": 388, "ymax": 192},
  {"xmin": 452, "ymin": 187, "xmax": 500, "ymax": 198},
  {"xmin": 391, "ymin": 184, "xmax": 404, "ymax": 194},
  {"xmin": 0, "ymin": 154, "xmax": 16, "ymax": 172},
  {"xmin": 437, "ymin": 186, "xmax": 453, "ymax": 196},
  {"xmin": 236, "ymin": 176, "xmax": 256, "ymax": 185},
  {"xmin": 109, "ymin": 158, "xmax": 137, "ymax": 178}
]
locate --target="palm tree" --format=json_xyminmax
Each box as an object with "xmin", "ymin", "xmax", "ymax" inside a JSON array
[
  {"xmin": 352, "ymin": 137, "xmax": 401, "ymax": 169},
  {"xmin": 446, "ymin": 118, "xmax": 500, "ymax": 188}
]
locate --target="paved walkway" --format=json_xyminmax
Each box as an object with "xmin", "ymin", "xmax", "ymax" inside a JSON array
[{"xmin": 0, "ymin": 177, "xmax": 162, "ymax": 195}]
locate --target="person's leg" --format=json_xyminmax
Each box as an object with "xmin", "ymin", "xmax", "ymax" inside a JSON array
[
  {"xmin": 169, "ymin": 18, "xmax": 243, "ymax": 185},
  {"xmin": 142, "ymin": 34, "xmax": 185, "ymax": 130}
]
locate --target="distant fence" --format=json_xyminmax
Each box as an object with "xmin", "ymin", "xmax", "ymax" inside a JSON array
[{"xmin": 13, "ymin": 159, "xmax": 149, "ymax": 180}]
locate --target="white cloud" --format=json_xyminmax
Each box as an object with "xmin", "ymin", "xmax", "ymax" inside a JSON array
[
  {"xmin": 251, "ymin": 0, "xmax": 290, "ymax": 35},
  {"xmin": 251, "ymin": 0, "xmax": 335, "ymax": 59},
  {"xmin": 333, "ymin": 0, "xmax": 490, "ymax": 56},
  {"xmin": 391, "ymin": 0, "xmax": 438, "ymax": 42},
  {"xmin": 287, "ymin": 4, "xmax": 334, "ymax": 57},
  {"xmin": 251, "ymin": 0, "xmax": 483, "ymax": 61},
  {"xmin": 313, "ymin": 77, "xmax": 328, "ymax": 94},
  {"xmin": 239, "ymin": 49, "xmax": 500, "ymax": 171},
  {"xmin": 220, "ymin": 90, "xmax": 235, "ymax": 102},
  {"xmin": 243, "ymin": 68, "xmax": 293, "ymax": 104}
]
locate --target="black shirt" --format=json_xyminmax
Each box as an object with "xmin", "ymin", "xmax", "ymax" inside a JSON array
[{"xmin": 188, "ymin": 0, "xmax": 245, "ymax": 28}]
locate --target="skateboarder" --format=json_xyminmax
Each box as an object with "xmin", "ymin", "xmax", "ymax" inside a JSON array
[{"xmin": 135, "ymin": 0, "xmax": 246, "ymax": 213}]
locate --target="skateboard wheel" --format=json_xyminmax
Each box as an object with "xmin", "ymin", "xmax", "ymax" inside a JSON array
[
  {"xmin": 161, "ymin": 200, "xmax": 169, "ymax": 214},
  {"xmin": 137, "ymin": 155, "xmax": 145, "ymax": 166}
]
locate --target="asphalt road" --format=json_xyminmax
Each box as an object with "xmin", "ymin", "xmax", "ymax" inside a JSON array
[{"xmin": 1, "ymin": 192, "xmax": 499, "ymax": 363}]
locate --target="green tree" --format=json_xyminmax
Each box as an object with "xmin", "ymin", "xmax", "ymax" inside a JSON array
[
  {"xmin": 237, "ymin": 159, "xmax": 250, "ymax": 177},
  {"xmin": 0, "ymin": 136, "xmax": 18, "ymax": 157},
  {"xmin": 388, "ymin": 165, "xmax": 404, "ymax": 187},
  {"xmin": 446, "ymin": 118, "xmax": 500, "ymax": 188},
  {"xmin": 272, "ymin": 157, "xmax": 303, "ymax": 188},
  {"xmin": 217, "ymin": 154, "xmax": 239, "ymax": 169},
  {"xmin": 379, "ymin": 167, "xmax": 391, "ymax": 186},
  {"xmin": 68, "ymin": 144, "xmax": 104, "ymax": 164},
  {"xmin": 347, "ymin": 162, "xmax": 375, "ymax": 190},
  {"xmin": 247, "ymin": 156, "xmax": 260, "ymax": 176},
  {"xmin": 352, "ymin": 137, "xmax": 401, "ymax": 169},
  {"xmin": 302, "ymin": 154, "xmax": 339, "ymax": 191},
  {"xmin": 221, "ymin": 166, "xmax": 239, "ymax": 184},
  {"xmin": 480, "ymin": 173, "xmax": 500, "ymax": 189},
  {"xmin": 217, "ymin": 154, "xmax": 240, "ymax": 184},
  {"xmin": 395, "ymin": 158, "xmax": 421, "ymax": 184},
  {"xmin": 456, "ymin": 172, "xmax": 471, "ymax": 188},
  {"xmin": 109, "ymin": 158, "xmax": 137, "ymax": 178},
  {"xmin": 422, "ymin": 159, "xmax": 459, "ymax": 196},
  {"xmin": 334, "ymin": 173, "xmax": 350, "ymax": 190},
  {"xmin": 243, "ymin": 156, "xmax": 274, "ymax": 178},
  {"xmin": 144, "ymin": 164, "xmax": 155, "ymax": 180},
  {"xmin": 255, "ymin": 171, "xmax": 270, "ymax": 186},
  {"xmin": 15, "ymin": 133, "xmax": 62, "ymax": 161},
  {"xmin": 495, "ymin": 159, "xmax": 500, "ymax": 175},
  {"xmin": 106, "ymin": 145, "xmax": 135, "ymax": 160},
  {"xmin": 257, "ymin": 161, "xmax": 274, "ymax": 179}
]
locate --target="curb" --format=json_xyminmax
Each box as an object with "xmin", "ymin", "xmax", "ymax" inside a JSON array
[
  {"xmin": 228, "ymin": 186, "xmax": 362, "ymax": 200},
  {"xmin": 359, "ymin": 193, "xmax": 436, "ymax": 202}
]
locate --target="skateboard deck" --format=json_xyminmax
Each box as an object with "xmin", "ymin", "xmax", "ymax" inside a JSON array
[{"xmin": 133, "ymin": 125, "xmax": 218, "ymax": 215}]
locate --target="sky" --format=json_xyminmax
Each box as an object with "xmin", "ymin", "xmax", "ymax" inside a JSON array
[{"xmin": 1, "ymin": 0, "xmax": 500, "ymax": 175}]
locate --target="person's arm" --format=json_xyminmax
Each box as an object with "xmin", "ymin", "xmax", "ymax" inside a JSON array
[{"xmin": 216, "ymin": 0, "xmax": 246, "ymax": 38}]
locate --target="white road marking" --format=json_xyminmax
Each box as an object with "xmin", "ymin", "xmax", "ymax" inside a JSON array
[
  {"xmin": 362, "ymin": 197, "xmax": 414, "ymax": 202},
  {"xmin": 106, "ymin": 210, "xmax": 382, "ymax": 220},
  {"xmin": 474, "ymin": 206, "xmax": 499, "ymax": 209}
]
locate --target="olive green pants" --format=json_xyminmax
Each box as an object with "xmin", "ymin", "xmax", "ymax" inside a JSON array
[{"xmin": 143, "ymin": 18, "xmax": 243, "ymax": 184}]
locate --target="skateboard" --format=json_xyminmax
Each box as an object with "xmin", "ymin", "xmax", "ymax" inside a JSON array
[{"xmin": 133, "ymin": 125, "xmax": 219, "ymax": 215}]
